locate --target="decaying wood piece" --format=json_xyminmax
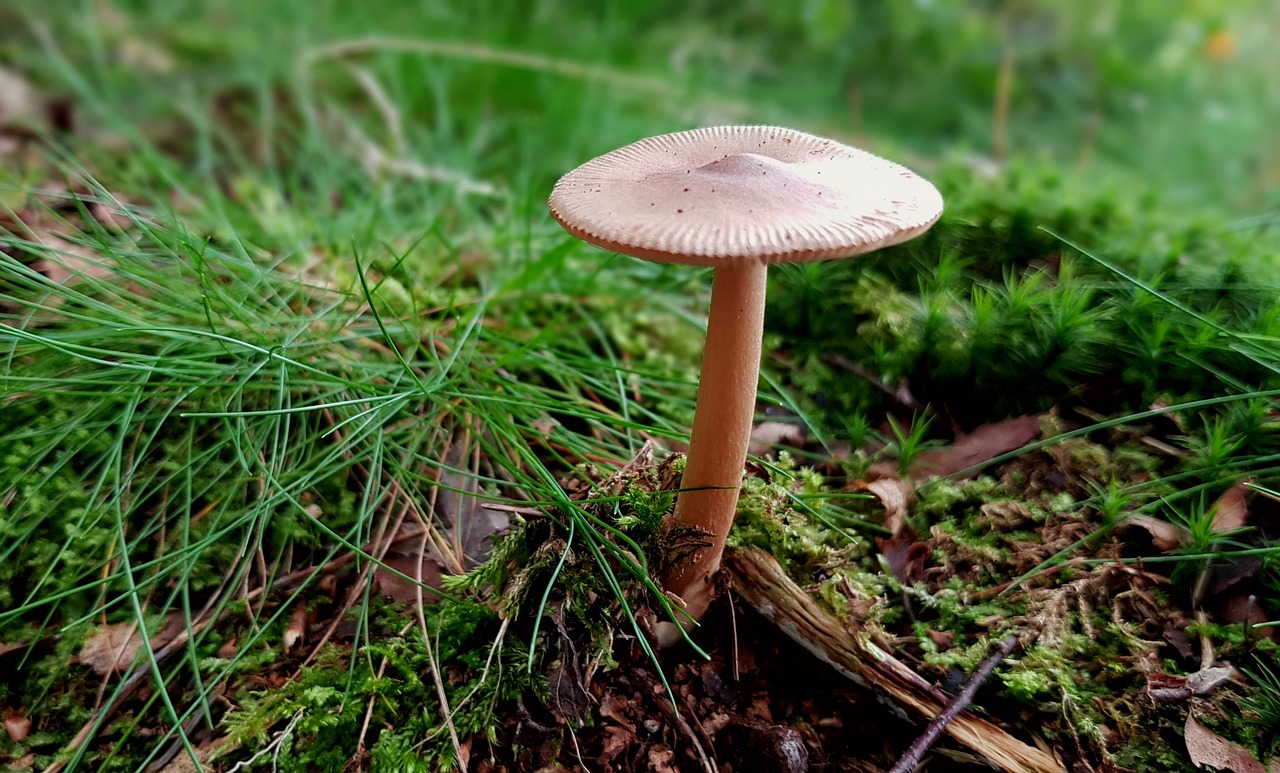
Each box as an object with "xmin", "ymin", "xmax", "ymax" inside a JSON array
[{"xmin": 726, "ymin": 547, "xmax": 1063, "ymax": 773}]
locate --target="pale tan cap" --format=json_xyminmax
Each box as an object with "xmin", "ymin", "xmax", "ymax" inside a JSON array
[{"xmin": 548, "ymin": 125, "xmax": 944, "ymax": 267}]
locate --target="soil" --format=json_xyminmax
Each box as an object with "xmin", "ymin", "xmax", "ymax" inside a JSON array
[{"xmin": 474, "ymin": 602, "xmax": 992, "ymax": 773}]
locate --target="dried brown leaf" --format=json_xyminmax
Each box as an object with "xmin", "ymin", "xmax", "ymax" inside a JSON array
[
  {"xmin": 117, "ymin": 38, "xmax": 175, "ymax": 73},
  {"xmin": 860, "ymin": 477, "xmax": 912, "ymax": 537},
  {"xmin": 877, "ymin": 535, "xmax": 929, "ymax": 585},
  {"xmin": 925, "ymin": 628, "xmax": 954, "ymax": 649},
  {"xmin": 548, "ymin": 659, "xmax": 591, "ymax": 724},
  {"xmin": 531, "ymin": 414, "xmax": 561, "ymax": 437},
  {"xmin": 31, "ymin": 232, "xmax": 116, "ymax": 286},
  {"xmin": 1186, "ymin": 666, "xmax": 1237, "ymax": 697},
  {"xmin": 77, "ymin": 622, "xmax": 145, "ymax": 676},
  {"xmin": 1211, "ymin": 479, "xmax": 1251, "ymax": 532},
  {"xmin": 600, "ymin": 726, "xmax": 635, "ymax": 764},
  {"xmin": 1123, "ymin": 514, "xmax": 1190, "ymax": 552},
  {"xmin": 89, "ymin": 201, "xmax": 135, "ymax": 232},
  {"xmin": 76, "ymin": 616, "xmax": 185, "ymax": 676},
  {"xmin": 647, "ymin": 744, "xmax": 679, "ymax": 773},
  {"xmin": 1184, "ymin": 714, "xmax": 1265, "ymax": 773},
  {"xmin": 598, "ymin": 693, "xmax": 636, "ymax": 732},
  {"xmin": 908, "ymin": 414, "xmax": 1043, "ymax": 480},
  {"xmin": 378, "ymin": 551, "xmax": 444, "ymax": 605},
  {"xmin": 4, "ymin": 710, "xmax": 30, "ymax": 743},
  {"xmin": 749, "ymin": 421, "xmax": 805, "ymax": 457},
  {"xmin": 1218, "ymin": 593, "xmax": 1269, "ymax": 629},
  {"xmin": 283, "ymin": 606, "xmax": 308, "ymax": 652},
  {"xmin": 1147, "ymin": 666, "xmax": 1236, "ymax": 704},
  {"xmin": 438, "ymin": 433, "xmax": 507, "ymax": 570}
]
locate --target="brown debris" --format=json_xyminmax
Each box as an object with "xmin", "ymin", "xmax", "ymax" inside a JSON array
[
  {"xmin": 889, "ymin": 635, "xmax": 1023, "ymax": 773},
  {"xmin": 860, "ymin": 477, "xmax": 913, "ymax": 537},
  {"xmin": 907, "ymin": 414, "xmax": 1044, "ymax": 480},
  {"xmin": 879, "ymin": 536, "xmax": 930, "ymax": 585},
  {"xmin": 3, "ymin": 710, "xmax": 30, "ymax": 744},
  {"xmin": 727, "ymin": 546, "xmax": 1064, "ymax": 773},
  {"xmin": 282, "ymin": 606, "xmax": 310, "ymax": 653},
  {"xmin": 1146, "ymin": 665, "xmax": 1237, "ymax": 704},
  {"xmin": 1121, "ymin": 514, "xmax": 1190, "ymax": 552},
  {"xmin": 75, "ymin": 617, "xmax": 184, "ymax": 677},
  {"xmin": 1183, "ymin": 714, "xmax": 1265, "ymax": 773},
  {"xmin": 1211, "ymin": 479, "xmax": 1252, "ymax": 533}
]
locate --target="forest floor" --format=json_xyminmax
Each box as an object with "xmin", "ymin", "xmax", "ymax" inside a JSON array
[{"xmin": 3, "ymin": 2, "xmax": 1280, "ymax": 772}]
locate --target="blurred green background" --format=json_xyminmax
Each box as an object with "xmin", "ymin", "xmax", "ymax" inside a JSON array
[{"xmin": 5, "ymin": 0, "xmax": 1277, "ymax": 216}]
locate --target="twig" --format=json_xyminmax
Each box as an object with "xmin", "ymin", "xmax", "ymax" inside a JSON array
[
  {"xmin": 993, "ymin": 1, "xmax": 1020, "ymax": 165},
  {"xmin": 993, "ymin": 41, "xmax": 1014, "ymax": 163},
  {"xmin": 480, "ymin": 502, "xmax": 545, "ymax": 517},
  {"xmin": 224, "ymin": 708, "xmax": 305, "ymax": 773},
  {"xmin": 335, "ymin": 113, "xmax": 500, "ymax": 197},
  {"xmin": 296, "ymin": 37, "xmax": 681, "ymax": 101},
  {"xmin": 1196, "ymin": 609, "xmax": 1216, "ymax": 671},
  {"xmin": 414, "ymin": 447, "xmax": 465, "ymax": 772},
  {"xmin": 728, "ymin": 590, "xmax": 740, "ymax": 683},
  {"xmin": 343, "ymin": 63, "xmax": 406, "ymax": 155},
  {"xmin": 889, "ymin": 635, "xmax": 1022, "ymax": 773},
  {"xmin": 420, "ymin": 605, "xmax": 466, "ymax": 771},
  {"xmin": 728, "ymin": 547, "xmax": 1062, "ymax": 773}
]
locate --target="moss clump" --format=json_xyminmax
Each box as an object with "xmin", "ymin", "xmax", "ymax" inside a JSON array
[
  {"xmin": 217, "ymin": 454, "xmax": 702, "ymax": 770},
  {"xmin": 727, "ymin": 453, "xmax": 870, "ymax": 583},
  {"xmin": 220, "ymin": 599, "xmax": 523, "ymax": 773}
]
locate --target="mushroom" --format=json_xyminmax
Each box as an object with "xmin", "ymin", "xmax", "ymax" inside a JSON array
[{"xmin": 548, "ymin": 125, "xmax": 943, "ymax": 644}]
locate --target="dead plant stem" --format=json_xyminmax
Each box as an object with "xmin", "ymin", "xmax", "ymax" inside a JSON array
[{"xmin": 889, "ymin": 635, "xmax": 1023, "ymax": 773}]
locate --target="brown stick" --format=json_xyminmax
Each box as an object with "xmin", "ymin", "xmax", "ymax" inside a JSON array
[
  {"xmin": 726, "ymin": 547, "xmax": 1063, "ymax": 773},
  {"xmin": 890, "ymin": 634, "xmax": 1022, "ymax": 773}
]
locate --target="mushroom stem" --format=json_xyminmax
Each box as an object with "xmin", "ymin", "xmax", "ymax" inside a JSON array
[{"xmin": 664, "ymin": 261, "xmax": 768, "ymax": 627}]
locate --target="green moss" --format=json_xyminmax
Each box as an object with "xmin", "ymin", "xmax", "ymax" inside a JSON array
[
  {"xmin": 914, "ymin": 476, "xmax": 1006, "ymax": 524},
  {"xmin": 727, "ymin": 454, "xmax": 867, "ymax": 583},
  {"xmin": 214, "ymin": 455, "xmax": 688, "ymax": 769},
  {"xmin": 1186, "ymin": 620, "xmax": 1249, "ymax": 649},
  {"xmin": 220, "ymin": 599, "xmax": 522, "ymax": 773}
]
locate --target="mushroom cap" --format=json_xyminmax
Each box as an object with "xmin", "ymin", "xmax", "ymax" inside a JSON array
[{"xmin": 548, "ymin": 125, "xmax": 943, "ymax": 266}]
